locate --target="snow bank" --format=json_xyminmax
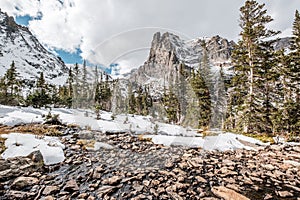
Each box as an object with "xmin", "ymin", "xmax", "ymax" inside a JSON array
[
  {"xmin": 1, "ymin": 133, "xmax": 65, "ymax": 165},
  {"xmin": 143, "ymin": 132, "xmax": 264, "ymax": 150},
  {"xmin": 144, "ymin": 135, "xmax": 204, "ymax": 147},
  {"xmin": 0, "ymin": 105, "xmax": 199, "ymax": 136},
  {"xmin": 0, "ymin": 104, "xmax": 268, "ymax": 152}
]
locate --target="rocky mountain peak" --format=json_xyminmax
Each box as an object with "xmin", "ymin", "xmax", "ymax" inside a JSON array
[
  {"xmin": 130, "ymin": 32, "xmax": 234, "ymax": 90},
  {"xmin": 206, "ymin": 35, "xmax": 234, "ymax": 64}
]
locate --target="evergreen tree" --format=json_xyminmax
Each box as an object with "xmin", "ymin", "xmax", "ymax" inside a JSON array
[
  {"xmin": 127, "ymin": 82, "xmax": 136, "ymax": 114},
  {"xmin": 211, "ymin": 66, "xmax": 227, "ymax": 129},
  {"xmin": 256, "ymin": 41, "xmax": 279, "ymax": 133},
  {"xmin": 190, "ymin": 69, "xmax": 212, "ymax": 128},
  {"xmin": 26, "ymin": 72, "xmax": 51, "ymax": 108},
  {"xmin": 80, "ymin": 60, "xmax": 89, "ymax": 108},
  {"xmin": 227, "ymin": 0, "xmax": 279, "ymax": 133},
  {"xmin": 72, "ymin": 63, "xmax": 80, "ymax": 108},
  {"xmin": 0, "ymin": 76, "xmax": 8, "ymax": 104},
  {"xmin": 176, "ymin": 63, "xmax": 189, "ymax": 123},
  {"xmin": 94, "ymin": 74, "xmax": 112, "ymax": 112},
  {"xmin": 49, "ymin": 85, "xmax": 61, "ymax": 107},
  {"xmin": 142, "ymin": 86, "xmax": 153, "ymax": 116},
  {"xmin": 162, "ymin": 86, "xmax": 180, "ymax": 123},
  {"xmin": 184, "ymin": 80, "xmax": 201, "ymax": 128},
  {"xmin": 66, "ymin": 67, "xmax": 74, "ymax": 97},
  {"xmin": 6, "ymin": 61, "xmax": 18, "ymax": 96},
  {"xmin": 94, "ymin": 65, "xmax": 99, "ymax": 84},
  {"xmin": 2, "ymin": 61, "xmax": 23, "ymax": 105},
  {"xmin": 135, "ymin": 86, "xmax": 143, "ymax": 114},
  {"xmin": 286, "ymin": 10, "xmax": 300, "ymax": 134}
]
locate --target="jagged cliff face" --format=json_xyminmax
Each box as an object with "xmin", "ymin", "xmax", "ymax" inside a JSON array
[
  {"xmin": 0, "ymin": 10, "xmax": 68, "ymax": 85},
  {"xmin": 130, "ymin": 32, "xmax": 234, "ymax": 90},
  {"xmin": 129, "ymin": 32, "xmax": 291, "ymax": 92}
]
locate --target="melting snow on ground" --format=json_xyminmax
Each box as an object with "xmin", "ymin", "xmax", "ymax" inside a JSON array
[
  {"xmin": 1, "ymin": 133, "xmax": 65, "ymax": 165},
  {"xmin": 0, "ymin": 104, "xmax": 272, "ymax": 164}
]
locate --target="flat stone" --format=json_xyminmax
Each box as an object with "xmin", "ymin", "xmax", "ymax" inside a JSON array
[
  {"xmin": 106, "ymin": 176, "xmax": 121, "ymax": 185},
  {"xmin": 0, "ymin": 169, "xmax": 12, "ymax": 178},
  {"xmin": 132, "ymin": 185, "xmax": 144, "ymax": 192},
  {"xmin": 43, "ymin": 185, "xmax": 59, "ymax": 195},
  {"xmin": 283, "ymin": 160, "xmax": 300, "ymax": 167},
  {"xmin": 97, "ymin": 185, "xmax": 120, "ymax": 196},
  {"xmin": 44, "ymin": 196, "xmax": 55, "ymax": 200},
  {"xmin": 277, "ymin": 190, "xmax": 293, "ymax": 197},
  {"xmin": 143, "ymin": 180, "xmax": 150, "ymax": 186},
  {"xmin": 264, "ymin": 194, "xmax": 273, "ymax": 200},
  {"xmin": 7, "ymin": 190, "xmax": 35, "ymax": 199},
  {"xmin": 195, "ymin": 176, "xmax": 207, "ymax": 183},
  {"xmin": 262, "ymin": 164, "xmax": 275, "ymax": 171},
  {"xmin": 64, "ymin": 179, "xmax": 79, "ymax": 192},
  {"xmin": 211, "ymin": 186, "xmax": 250, "ymax": 200},
  {"xmin": 78, "ymin": 193, "xmax": 89, "ymax": 198},
  {"xmin": 11, "ymin": 176, "xmax": 39, "ymax": 190},
  {"xmin": 165, "ymin": 160, "xmax": 174, "ymax": 168}
]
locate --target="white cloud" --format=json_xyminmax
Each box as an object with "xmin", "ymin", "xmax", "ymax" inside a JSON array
[{"xmin": 0, "ymin": 0, "xmax": 299, "ymax": 73}]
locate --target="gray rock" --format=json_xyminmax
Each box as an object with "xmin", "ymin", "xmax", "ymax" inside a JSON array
[
  {"xmin": 27, "ymin": 150, "xmax": 44, "ymax": 163},
  {"xmin": 277, "ymin": 190, "xmax": 293, "ymax": 197},
  {"xmin": 11, "ymin": 176, "xmax": 39, "ymax": 190},
  {"xmin": 44, "ymin": 196, "xmax": 55, "ymax": 200},
  {"xmin": 64, "ymin": 179, "xmax": 79, "ymax": 192},
  {"xmin": 76, "ymin": 130, "xmax": 95, "ymax": 139},
  {"xmin": 7, "ymin": 190, "xmax": 36, "ymax": 199},
  {"xmin": 105, "ymin": 176, "xmax": 122, "ymax": 185},
  {"xmin": 42, "ymin": 185, "xmax": 59, "ymax": 195},
  {"xmin": 0, "ymin": 159, "xmax": 9, "ymax": 171},
  {"xmin": 97, "ymin": 185, "xmax": 121, "ymax": 196},
  {"xmin": 211, "ymin": 186, "xmax": 250, "ymax": 200}
]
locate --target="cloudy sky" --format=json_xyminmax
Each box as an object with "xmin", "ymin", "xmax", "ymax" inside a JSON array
[{"xmin": 0, "ymin": 0, "xmax": 299, "ymax": 74}]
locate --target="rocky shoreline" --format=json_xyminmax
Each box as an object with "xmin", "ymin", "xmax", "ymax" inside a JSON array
[{"xmin": 0, "ymin": 128, "xmax": 300, "ymax": 200}]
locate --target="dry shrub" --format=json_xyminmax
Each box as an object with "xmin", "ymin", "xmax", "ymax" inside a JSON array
[
  {"xmin": 137, "ymin": 134, "xmax": 152, "ymax": 142},
  {"xmin": 0, "ymin": 124, "xmax": 63, "ymax": 137},
  {"xmin": 76, "ymin": 139, "xmax": 96, "ymax": 150}
]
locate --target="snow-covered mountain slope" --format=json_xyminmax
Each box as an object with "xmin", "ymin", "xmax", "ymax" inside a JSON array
[{"xmin": 0, "ymin": 9, "xmax": 68, "ymax": 85}]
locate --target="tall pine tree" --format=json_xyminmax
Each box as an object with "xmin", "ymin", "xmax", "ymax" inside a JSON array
[
  {"xmin": 2, "ymin": 61, "xmax": 23, "ymax": 105},
  {"xmin": 228, "ymin": 0, "xmax": 279, "ymax": 134},
  {"xmin": 190, "ymin": 69, "xmax": 212, "ymax": 128},
  {"xmin": 286, "ymin": 10, "xmax": 300, "ymax": 134}
]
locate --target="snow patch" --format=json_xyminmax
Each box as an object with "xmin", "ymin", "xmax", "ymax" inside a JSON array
[{"xmin": 1, "ymin": 133, "xmax": 65, "ymax": 165}]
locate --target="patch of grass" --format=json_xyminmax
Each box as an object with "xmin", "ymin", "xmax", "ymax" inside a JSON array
[
  {"xmin": 243, "ymin": 133, "xmax": 275, "ymax": 143},
  {"xmin": 76, "ymin": 139, "xmax": 96, "ymax": 150},
  {"xmin": 67, "ymin": 123, "xmax": 80, "ymax": 128},
  {"xmin": 286, "ymin": 133, "xmax": 300, "ymax": 142},
  {"xmin": 137, "ymin": 134, "xmax": 152, "ymax": 142},
  {"xmin": 0, "ymin": 124, "xmax": 63, "ymax": 137}
]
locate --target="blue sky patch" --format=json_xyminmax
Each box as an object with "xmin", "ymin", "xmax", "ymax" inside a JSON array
[
  {"xmin": 15, "ymin": 15, "xmax": 33, "ymax": 26},
  {"xmin": 55, "ymin": 49, "xmax": 83, "ymax": 64}
]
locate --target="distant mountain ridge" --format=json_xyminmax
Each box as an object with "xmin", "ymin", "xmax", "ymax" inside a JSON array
[
  {"xmin": 129, "ymin": 32, "xmax": 291, "ymax": 91},
  {"xmin": 0, "ymin": 9, "xmax": 68, "ymax": 86},
  {"xmin": 128, "ymin": 32, "xmax": 235, "ymax": 96}
]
